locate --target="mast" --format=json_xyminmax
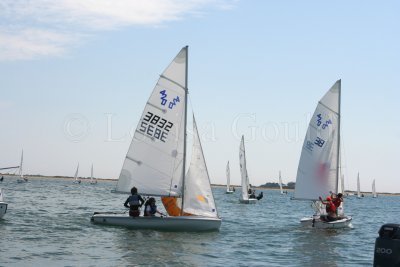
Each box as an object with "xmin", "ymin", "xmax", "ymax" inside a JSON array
[
  {"xmin": 180, "ymin": 46, "xmax": 189, "ymax": 215},
  {"xmin": 336, "ymin": 79, "xmax": 341, "ymax": 194}
]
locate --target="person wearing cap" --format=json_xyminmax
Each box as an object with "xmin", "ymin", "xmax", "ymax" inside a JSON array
[{"xmin": 319, "ymin": 195, "xmax": 337, "ymax": 221}]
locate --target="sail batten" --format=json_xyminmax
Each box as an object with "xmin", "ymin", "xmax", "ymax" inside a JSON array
[{"xmin": 294, "ymin": 80, "xmax": 341, "ymax": 200}]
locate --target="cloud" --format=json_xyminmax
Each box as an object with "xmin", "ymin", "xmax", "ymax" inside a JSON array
[{"xmin": 0, "ymin": 0, "xmax": 236, "ymax": 61}]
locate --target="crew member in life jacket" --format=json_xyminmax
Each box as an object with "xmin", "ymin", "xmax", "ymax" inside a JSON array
[
  {"xmin": 124, "ymin": 187, "xmax": 144, "ymax": 217},
  {"xmin": 319, "ymin": 196, "xmax": 337, "ymax": 221},
  {"xmin": 144, "ymin": 197, "xmax": 164, "ymax": 217},
  {"xmin": 332, "ymin": 193, "xmax": 344, "ymax": 218}
]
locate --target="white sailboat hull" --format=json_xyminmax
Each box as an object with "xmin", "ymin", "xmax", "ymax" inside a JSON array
[
  {"xmin": 239, "ymin": 198, "xmax": 257, "ymax": 204},
  {"xmin": 300, "ymin": 216, "xmax": 352, "ymax": 229},
  {"xmin": 226, "ymin": 190, "xmax": 234, "ymax": 194},
  {"xmin": 17, "ymin": 178, "xmax": 28, "ymax": 183},
  {"xmin": 91, "ymin": 213, "xmax": 221, "ymax": 232},
  {"xmin": 0, "ymin": 202, "xmax": 8, "ymax": 219}
]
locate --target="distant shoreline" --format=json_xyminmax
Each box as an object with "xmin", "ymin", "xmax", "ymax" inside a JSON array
[{"xmin": 2, "ymin": 173, "xmax": 399, "ymax": 196}]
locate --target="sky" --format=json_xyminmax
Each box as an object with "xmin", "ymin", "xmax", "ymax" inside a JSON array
[{"xmin": 0, "ymin": 0, "xmax": 399, "ymax": 193}]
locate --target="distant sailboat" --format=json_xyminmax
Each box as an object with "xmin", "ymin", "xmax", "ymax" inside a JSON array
[
  {"xmin": 73, "ymin": 163, "xmax": 81, "ymax": 184},
  {"xmin": 357, "ymin": 173, "xmax": 361, "ymax": 198},
  {"xmin": 239, "ymin": 135, "xmax": 257, "ymax": 204},
  {"xmin": 294, "ymin": 80, "xmax": 352, "ymax": 228},
  {"xmin": 90, "ymin": 164, "xmax": 97, "ymax": 184},
  {"xmin": 226, "ymin": 161, "xmax": 234, "ymax": 194},
  {"xmin": 0, "ymin": 188, "xmax": 8, "ymax": 219},
  {"xmin": 16, "ymin": 150, "xmax": 28, "ymax": 183},
  {"xmin": 278, "ymin": 171, "xmax": 284, "ymax": 194},
  {"xmin": 340, "ymin": 174, "xmax": 345, "ymax": 195},
  {"xmin": 91, "ymin": 46, "xmax": 221, "ymax": 231},
  {"xmin": 372, "ymin": 179, "xmax": 377, "ymax": 198}
]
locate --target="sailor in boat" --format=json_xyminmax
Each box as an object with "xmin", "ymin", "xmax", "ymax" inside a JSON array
[
  {"xmin": 0, "ymin": 176, "xmax": 3, "ymax": 182},
  {"xmin": 249, "ymin": 189, "xmax": 256, "ymax": 199},
  {"xmin": 332, "ymin": 193, "xmax": 344, "ymax": 216},
  {"xmin": 143, "ymin": 197, "xmax": 165, "ymax": 217},
  {"xmin": 256, "ymin": 191, "xmax": 263, "ymax": 200},
  {"xmin": 124, "ymin": 187, "xmax": 145, "ymax": 217},
  {"xmin": 319, "ymin": 196, "xmax": 337, "ymax": 222}
]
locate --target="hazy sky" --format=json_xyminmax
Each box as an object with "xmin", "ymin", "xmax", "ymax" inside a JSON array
[{"xmin": 1, "ymin": 1, "xmax": 399, "ymax": 192}]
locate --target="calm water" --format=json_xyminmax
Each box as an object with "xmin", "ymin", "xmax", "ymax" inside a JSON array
[{"xmin": 0, "ymin": 177, "xmax": 399, "ymax": 266}]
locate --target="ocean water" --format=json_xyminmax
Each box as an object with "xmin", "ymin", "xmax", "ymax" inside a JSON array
[{"xmin": 0, "ymin": 177, "xmax": 399, "ymax": 266}]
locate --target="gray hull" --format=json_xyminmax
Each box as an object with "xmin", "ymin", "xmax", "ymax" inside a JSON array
[
  {"xmin": 91, "ymin": 213, "xmax": 221, "ymax": 232},
  {"xmin": 300, "ymin": 216, "xmax": 352, "ymax": 229},
  {"xmin": 0, "ymin": 202, "xmax": 7, "ymax": 219}
]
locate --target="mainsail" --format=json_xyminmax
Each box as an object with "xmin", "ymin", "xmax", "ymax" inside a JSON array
[
  {"xmin": 74, "ymin": 163, "xmax": 79, "ymax": 181},
  {"xmin": 226, "ymin": 161, "xmax": 231, "ymax": 192},
  {"xmin": 372, "ymin": 179, "xmax": 376, "ymax": 198},
  {"xmin": 239, "ymin": 135, "xmax": 250, "ymax": 201},
  {"xmin": 279, "ymin": 171, "xmax": 283, "ymax": 194},
  {"xmin": 340, "ymin": 174, "xmax": 345, "ymax": 194},
  {"xmin": 115, "ymin": 47, "xmax": 187, "ymax": 197},
  {"xmin": 19, "ymin": 150, "xmax": 24, "ymax": 179},
  {"xmin": 357, "ymin": 173, "xmax": 361, "ymax": 198},
  {"xmin": 0, "ymin": 188, "xmax": 3, "ymax": 202},
  {"xmin": 294, "ymin": 80, "xmax": 341, "ymax": 200}
]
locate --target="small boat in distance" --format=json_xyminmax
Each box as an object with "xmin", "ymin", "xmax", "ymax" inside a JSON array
[
  {"xmin": 16, "ymin": 150, "xmax": 28, "ymax": 183},
  {"xmin": 372, "ymin": 179, "xmax": 377, "ymax": 198},
  {"xmin": 239, "ymin": 135, "xmax": 257, "ymax": 204},
  {"xmin": 91, "ymin": 46, "xmax": 221, "ymax": 231},
  {"xmin": 90, "ymin": 164, "xmax": 97, "ymax": 184},
  {"xmin": 357, "ymin": 173, "xmax": 362, "ymax": 198},
  {"xmin": 73, "ymin": 163, "xmax": 81, "ymax": 184},
  {"xmin": 226, "ymin": 161, "xmax": 234, "ymax": 194},
  {"xmin": 293, "ymin": 80, "xmax": 352, "ymax": 229},
  {"xmin": 0, "ymin": 188, "xmax": 8, "ymax": 219}
]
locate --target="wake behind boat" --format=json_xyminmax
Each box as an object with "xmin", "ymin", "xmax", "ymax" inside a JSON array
[
  {"xmin": 91, "ymin": 46, "xmax": 221, "ymax": 231},
  {"xmin": 293, "ymin": 80, "xmax": 352, "ymax": 229}
]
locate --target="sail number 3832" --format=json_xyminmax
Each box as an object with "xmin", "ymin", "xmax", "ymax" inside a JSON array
[{"xmin": 139, "ymin": 111, "xmax": 173, "ymax": 142}]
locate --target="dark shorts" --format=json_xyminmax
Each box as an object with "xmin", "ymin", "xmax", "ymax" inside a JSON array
[{"xmin": 129, "ymin": 209, "xmax": 140, "ymax": 217}]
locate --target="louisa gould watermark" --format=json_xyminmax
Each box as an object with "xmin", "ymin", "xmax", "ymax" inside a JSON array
[{"xmin": 62, "ymin": 113, "xmax": 314, "ymax": 143}]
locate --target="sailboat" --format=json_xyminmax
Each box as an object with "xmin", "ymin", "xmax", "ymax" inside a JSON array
[
  {"xmin": 91, "ymin": 47, "xmax": 221, "ymax": 231},
  {"xmin": 239, "ymin": 135, "xmax": 257, "ymax": 204},
  {"xmin": 226, "ymin": 161, "xmax": 234, "ymax": 194},
  {"xmin": 278, "ymin": 171, "xmax": 285, "ymax": 194},
  {"xmin": 0, "ymin": 188, "xmax": 7, "ymax": 219},
  {"xmin": 90, "ymin": 164, "xmax": 97, "ymax": 184},
  {"xmin": 73, "ymin": 163, "xmax": 81, "ymax": 184},
  {"xmin": 372, "ymin": 179, "xmax": 377, "ymax": 198},
  {"xmin": 16, "ymin": 150, "xmax": 28, "ymax": 183},
  {"xmin": 294, "ymin": 80, "xmax": 352, "ymax": 228},
  {"xmin": 357, "ymin": 172, "xmax": 362, "ymax": 198}
]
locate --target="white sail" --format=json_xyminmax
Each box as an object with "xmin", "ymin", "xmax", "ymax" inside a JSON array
[
  {"xmin": 0, "ymin": 188, "xmax": 3, "ymax": 202},
  {"xmin": 226, "ymin": 161, "xmax": 230, "ymax": 192},
  {"xmin": 357, "ymin": 173, "xmax": 361, "ymax": 198},
  {"xmin": 372, "ymin": 179, "xmax": 377, "ymax": 198},
  {"xmin": 74, "ymin": 163, "xmax": 79, "ymax": 182},
  {"xmin": 340, "ymin": 174, "xmax": 345, "ymax": 194},
  {"xmin": 279, "ymin": 171, "xmax": 283, "ymax": 194},
  {"xmin": 294, "ymin": 80, "xmax": 341, "ymax": 200},
  {"xmin": 182, "ymin": 116, "xmax": 218, "ymax": 217},
  {"xmin": 115, "ymin": 47, "xmax": 188, "ymax": 196},
  {"xmin": 19, "ymin": 150, "xmax": 24, "ymax": 179},
  {"xmin": 239, "ymin": 135, "xmax": 250, "ymax": 201}
]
